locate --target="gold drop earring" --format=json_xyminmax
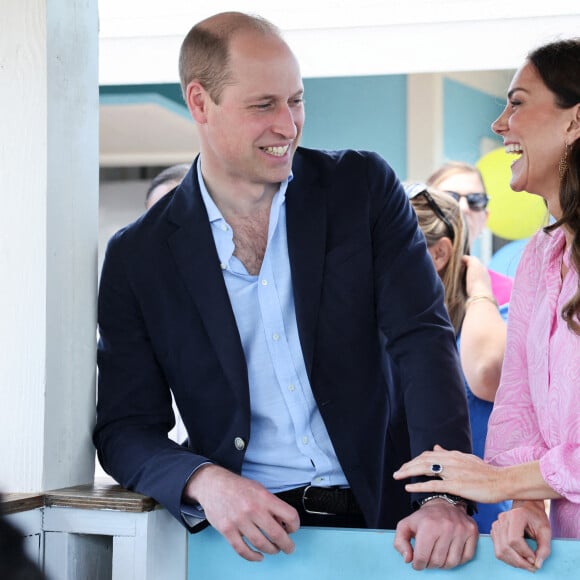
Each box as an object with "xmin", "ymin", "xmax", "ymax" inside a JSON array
[{"xmin": 558, "ymin": 142, "xmax": 569, "ymax": 183}]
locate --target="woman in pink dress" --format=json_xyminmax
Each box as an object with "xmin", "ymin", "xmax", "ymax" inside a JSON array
[{"xmin": 394, "ymin": 37, "xmax": 580, "ymax": 572}]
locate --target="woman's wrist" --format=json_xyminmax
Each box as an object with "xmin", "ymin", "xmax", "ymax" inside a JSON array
[
  {"xmin": 502, "ymin": 462, "xmax": 560, "ymax": 501},
  {"xmin": 465, "ymin": 294, "xmax": 498, "ymax": 309}
]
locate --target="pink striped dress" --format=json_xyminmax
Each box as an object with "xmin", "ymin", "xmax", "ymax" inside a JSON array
[{"xmin": 485, "ymin": 227, "xmax": 580, "ymax": 539}]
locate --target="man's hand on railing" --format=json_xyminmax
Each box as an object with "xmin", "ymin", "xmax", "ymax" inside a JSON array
[
  {"xmin": 393, "ymin": 498, "xmax": 479, "ymax": 570},
  {"xmin": 183, "ymin": 465, "xmax": 300, "ymax": 562}
]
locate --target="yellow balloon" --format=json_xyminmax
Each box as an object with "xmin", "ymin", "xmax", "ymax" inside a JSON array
[{"xmin": 476, "ymin": 148, "xmax": 548, "ymax": 240}]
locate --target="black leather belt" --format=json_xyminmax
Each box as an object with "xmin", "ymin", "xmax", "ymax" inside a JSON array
[{"xmin": 276, "ymin": 485, "xmax": 362, "ymax": 516}]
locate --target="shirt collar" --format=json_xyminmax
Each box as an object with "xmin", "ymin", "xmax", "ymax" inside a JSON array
[{"xmin": 196, "ymin": 158, "xmax": 293, "ymax": 224}]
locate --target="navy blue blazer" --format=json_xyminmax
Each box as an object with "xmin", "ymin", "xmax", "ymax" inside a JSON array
[{"xmin": 94, "ymin": 147, "xmax": 471, "ymax": 530}]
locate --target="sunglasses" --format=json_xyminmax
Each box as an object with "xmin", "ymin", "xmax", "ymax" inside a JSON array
[
  {"xmin": 404, "ymin": 182, "xmax": 455, "ymax": 242},
  {"xmin": 444, "ymin": 191, "xmax": 489, "ymax": 211}
]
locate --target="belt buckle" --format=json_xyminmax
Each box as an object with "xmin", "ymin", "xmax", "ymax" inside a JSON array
[{"xmin": 301, "ymin": 485, "xmax": 335, "ymax": 516}]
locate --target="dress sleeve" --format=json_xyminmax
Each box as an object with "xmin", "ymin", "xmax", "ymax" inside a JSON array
[
  {"xmin": 484, "ymin": 234, "xmax": 548, "ymax": 465},
  {"xmin": 540, "ymin": 445, "xmax": 580, "ymax": 503},
  {"xmin": 485, "ymin": 231, "xmax": 580, "ymax": 503}
]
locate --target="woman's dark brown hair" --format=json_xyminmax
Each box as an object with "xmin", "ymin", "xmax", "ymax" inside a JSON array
[{"xmin": 530, "ymin": 38, "xmax": 580, "ymax": 334}]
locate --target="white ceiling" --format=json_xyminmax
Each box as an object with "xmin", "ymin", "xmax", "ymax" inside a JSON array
[{"xmin": 98, "ymin": 1, "xmax": 580, "ymax": 82}]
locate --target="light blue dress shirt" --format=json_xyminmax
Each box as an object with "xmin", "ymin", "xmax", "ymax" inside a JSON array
[{"xmin": 196, "ymin": 161, "xmax": 348, "ymax": 492}]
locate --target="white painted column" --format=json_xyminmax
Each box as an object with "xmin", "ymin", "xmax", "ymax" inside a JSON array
[
  {"xmin": 0, "ymin": 0, "xmax": 99, "ymax": 492},
  {"xmin": 406, "ymin": 73, "xmax": 443, "ymax": 183}
]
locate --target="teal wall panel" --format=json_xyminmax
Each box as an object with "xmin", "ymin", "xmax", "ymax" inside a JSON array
[
  {"xmin": 302, "ymin": 75, "xmax": 407, "ymax": 178},
  {"xmin": 100, "ymin": 77, "xmax": 407, "ymax": 180},
  {"xmin": 443, "ymin": 78, "xmax": 503, "ymax": 165},
  {"xmin": 100, "ymin": 83, "xmax": 185, "ymax": 106},
  {"xmin": 188, "ymin": 526, "xmax": 580, "ymax": 579},
  {"xmin": 101, "ymin": 76, "xmax": 505, "ymax": 183}
]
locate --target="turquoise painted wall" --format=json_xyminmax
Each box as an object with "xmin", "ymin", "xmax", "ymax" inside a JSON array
[
  {"xmin": 301, "ymin": 75, "xmax": 407, "ymax": 178},
  {"xmin": 101, "ymin": 77, "xmax": 506, "ymax": 183},
  {"xmin": 189, "ymin": 526, "xmax": 580, "ymax": 579},
  {"xmin": 100, "ymin": 84, "xmax": 184, "ymax": 105},
  {"xmin": 101, "ymin": 75, "xmax": 407, "ymax": 178},
  {"xmin": 443, "ymin": 78, "xmax": 503, "ymax": 165}
]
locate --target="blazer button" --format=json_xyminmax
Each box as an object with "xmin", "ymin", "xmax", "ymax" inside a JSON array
[{"xmin": 234, "ymin": 437, "xmax": 246, "ymax": 451}]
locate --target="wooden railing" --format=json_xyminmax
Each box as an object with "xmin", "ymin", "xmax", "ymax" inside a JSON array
[{"xmin": 2, "ymin": 482, "xmax": 186, "ymax": 580}]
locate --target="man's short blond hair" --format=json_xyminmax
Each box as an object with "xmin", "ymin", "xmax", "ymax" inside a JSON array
[{"xmin": 178, "ymin": 12, "xmax": 282, "ymax": 104}]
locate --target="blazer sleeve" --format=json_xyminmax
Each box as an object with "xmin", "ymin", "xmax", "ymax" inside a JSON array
[
  {"xmin": 94, "ymin": 228, "xmax": 208, "ymax": 529},
  {"xmin": 368, "ymin": 153, "xmax": 472, "ymax": 460}
]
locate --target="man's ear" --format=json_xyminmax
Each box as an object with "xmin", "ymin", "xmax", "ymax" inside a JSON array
[
  {"xmin": 431, "ymin": 237, "xmax": 453, "ymax": 273},
  {"xmin": 185, "ymin": 81, "xmax": 209, "ymax": 124}
]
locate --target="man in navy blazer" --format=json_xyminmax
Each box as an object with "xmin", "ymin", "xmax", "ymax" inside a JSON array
[{"xmin": 94, "ymin": 11, "xmax": 478, "ymax": 568}]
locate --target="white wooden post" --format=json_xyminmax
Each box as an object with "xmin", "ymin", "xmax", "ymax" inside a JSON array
[
  {"xmin": 43, "ymin": 508, "xmax": 187, "ymax": 580},
  {"xmin": 42, "ymin": 485, "xmax": 187, "ymax": 580},
  {"xmin": 0, "ymin": 0, "xmax": 99, "ymax": 492},
  {"xmin": 406, "ymin": 73, "xmax": 444, "ymax": 182}
]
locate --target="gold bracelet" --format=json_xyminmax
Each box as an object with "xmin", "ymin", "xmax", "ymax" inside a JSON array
[{"xmin": 465, "ymin": 294, "xmax": 498, "ymax": 308}]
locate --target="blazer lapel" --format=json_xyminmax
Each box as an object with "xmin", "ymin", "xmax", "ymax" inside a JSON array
[
  {"xmin": 164, "ymin": 153, "xmax": 326, "ymax": 393},
  {"xmin": 286, "ymin": 152, "xmax": 327, "ymax": 378},
  {"xmin": 166, "ymin": 167, "xmax": 248, "ymax": 399}
]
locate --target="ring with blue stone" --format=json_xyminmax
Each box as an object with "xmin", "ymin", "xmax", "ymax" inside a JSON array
[{"xmin": 430, "ymin": 463, "xmax": 443, "ymax": 475}]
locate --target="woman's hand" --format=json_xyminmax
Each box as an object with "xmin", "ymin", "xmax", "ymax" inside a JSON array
[
  {"xmin": 393, "ymin": 445, "xmax": 506, "ymax": 503},
  {"xmin": 463, "ymin": 255, "xmax": 494, "ymax": 297},
  {"xmin": 490, "ymin": 500, "xmax": 551, "ymax": 572}
]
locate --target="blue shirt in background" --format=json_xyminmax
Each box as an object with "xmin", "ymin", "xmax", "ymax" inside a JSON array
[{"xmin": 458, "ymin": 302, "xmax": 511, "ymax": 533}]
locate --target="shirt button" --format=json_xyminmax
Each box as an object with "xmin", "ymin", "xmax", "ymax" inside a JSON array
[
  {"xmin": 272, "ymin": 333, "xmax": 280, "ymax": 341},
  {"xmin": 261, "ymin": 279, "xmax": 268, "ymax": 286},
  {"xmin": 220, "ymin": 262, "xmax": 226, "ymax": 270},
  {"xmin": 220, "ymin": 224, "xmax": 228, "ymax": 232},
  {"xmin": 302, "ymin": 436, "xmax": 309, "ymax": 445},
  {"xmin": 288, "ymin": 384, "xmax": 295, "ymax": 392},
  {"xmin": 234, "ymin": 437, "xmax": 246, "ymax": 451}
]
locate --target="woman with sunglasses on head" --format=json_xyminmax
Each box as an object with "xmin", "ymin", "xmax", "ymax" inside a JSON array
[
  {"xmin": 405, "ymin": 183, "xmax": 509, "ymax": 535},
  {"xmin": 427, "ymin": 162, "xmax": 513, "ymax": 306},
  {"xmin": 395, "ymin": 38, "xmax": 580, "ymax": 572}
]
